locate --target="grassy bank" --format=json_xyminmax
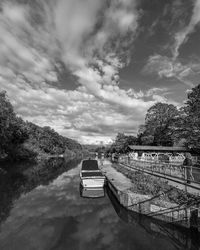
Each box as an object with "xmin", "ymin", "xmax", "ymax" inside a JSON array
[{"xmin": 112, "ymin": 163, "xmax": 198, "ymax": 205}]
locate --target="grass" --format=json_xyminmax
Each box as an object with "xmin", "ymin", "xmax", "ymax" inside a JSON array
[{"xmin": 112, "ymin": 163, "xmax": 198, "ymax": 205}]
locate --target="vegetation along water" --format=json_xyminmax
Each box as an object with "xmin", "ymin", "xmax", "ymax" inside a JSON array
[
  {"xmin": 0, "ymin": 158, "xmax": 199, "ymax": 250},
  {"xmin": 0, "ymin": 84, "xmax": 200, "ymax": 249}
]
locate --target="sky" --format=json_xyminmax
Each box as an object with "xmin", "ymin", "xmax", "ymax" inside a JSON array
[{"xmin": 0, "ymin": 0, "xmax": 200, "ymax": 144}]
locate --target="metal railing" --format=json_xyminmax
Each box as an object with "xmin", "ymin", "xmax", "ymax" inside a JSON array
[
  {"xmin": 112, "ymin": 155, "xmax": 200, "ymax": 228},
  {"xmin": 126, "ymin": 184, "xmax": 200, "ymax": 226},
  {"xmin": 118, "ymin": 155, "xmax": 200, "ymax": 186}
]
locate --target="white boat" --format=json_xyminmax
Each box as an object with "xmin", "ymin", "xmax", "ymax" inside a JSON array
[
  {"xmin": 80, "ymin": 186, "xmax": 105, "ymax": 198},
  {"xmin": 80, "ymin": 159, "xmax": 106, "ymax": 188}
]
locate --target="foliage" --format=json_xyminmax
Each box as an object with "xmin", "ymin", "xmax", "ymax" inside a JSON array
[
  {"xmin": 137, "ymin": 86, "xmax": 200, "ymax": 151},
  {"xmin": 182, "ymin": 85, "xmax": 200, "ymax": 151},
  {"xmin": 107, "ymin": 133, "xmax": 138, "ymax": 154},
  {"xmin": 0, "ymin": 91, "xmax": 82, "ymax": 161},
  {"xmin": 103, "ymin": 85, "xmax": 200, "ymax": 153},
  {"xmin": 138, "ymin": 103, "xmax": 179, "ymax": 146},
  {"xmin": 95, "ymin": 146, "xmax": 105, "ymax": 154},
  {"xmin": 112, "ymin": 163, "xmax": 195, "ymax": 204},
  {"xmin": 24, "ymin": 122, "xmax": 82, "ymax": 157},
  {"xmin": 0, "ymin": 91, "xmax": 28, "ymax": 157}
]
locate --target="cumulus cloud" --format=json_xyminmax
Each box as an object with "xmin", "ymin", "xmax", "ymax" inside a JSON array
[
  {"xmin": 0, "ymin": 1, "xmax": 58, "ymax": 84},
  {"xmin": 0, "ymin": 0, "xmax": 139, "ymax": 100},
  {"xmin": 53, "ymin": 0, "xmax": 139, "ymax": 106},
  {"xmin": 0, "ymin": 0, "xmax": 175, "ymax": 143},
  {"xmin": 1, "ymin": 76, "xmax": 153, "ymax": 144}
]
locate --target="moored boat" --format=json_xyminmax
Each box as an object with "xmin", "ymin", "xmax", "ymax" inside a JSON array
[
  {"xmin": 80, "ymin": 159, "xmax": 106, "ymax": 188},
  {"xmin": 80, "ymin": 185, "xmax": 105, "ymax": 198}
]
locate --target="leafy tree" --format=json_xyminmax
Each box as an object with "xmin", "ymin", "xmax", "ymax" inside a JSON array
[
  {"xmin": 182, "ymin": 85, "xmax": 200, "ymax": 151},
  {"xmin": 0, "ymin": 91, "xmax": 28, "ymax": 157},
  {"xmin": 137, "ymin": 124, "xmax": 154, "ymax": 145},
  {"xmin": 139, "ymin": 102, "xmax": 179, "ymax": 146},
  {"xmin": 0, "ymin": 91, "xmax": 15, "ymax": 152},
  {"xmin": 108, "ymin": 133, "xmax": 137, "ymax": 154},
  {"xmin": 25, "ymin": 122, "xmax": 82, "ymax": 156},
  {"xmin": 0, "ymin": 91, "xmax": 82, "ymax": 161}
]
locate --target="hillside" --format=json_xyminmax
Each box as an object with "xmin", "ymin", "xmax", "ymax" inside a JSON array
[
  {"xmin": 23, "ymin": 122, "xmax": 82, "ymax": 160},
  {"xmin": 0, "ymin": 91, "xmax": 82, "ymax": 161}
]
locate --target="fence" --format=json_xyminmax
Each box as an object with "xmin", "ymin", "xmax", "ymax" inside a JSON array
[
  {"xmin": 118, "ymin": 155, "xmax": 200, "ymax": 186},
  {"xmin": 126, "ymin": 186, "xmax": 200, "ymax": 228}
]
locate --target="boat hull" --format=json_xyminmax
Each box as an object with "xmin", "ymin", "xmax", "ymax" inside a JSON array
[
  {"xmin": 80, "ymin": 186, "xmax": 105, "ymax": 198},
  {"xmin": 80, "ymin": 177, "xmax": 105, "ymax": 188}
]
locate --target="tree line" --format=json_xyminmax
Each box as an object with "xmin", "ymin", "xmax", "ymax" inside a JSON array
[
  {"xmin": 107, "ymin": 84, "xmax": 200, "ymax": 154},
  {"xmin": 0, "ymin": 91, "xmax": 82, "ymax": 161}
]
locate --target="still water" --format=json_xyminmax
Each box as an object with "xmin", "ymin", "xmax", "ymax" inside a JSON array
[{"xmin": 0, "ymin": 158, "xmax": 199, "ymax": 250}]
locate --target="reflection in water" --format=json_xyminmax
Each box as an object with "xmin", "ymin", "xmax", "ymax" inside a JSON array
[
  {"xmin": 107, "ymin": 187, "xmax": 200, "ymax": 250},
  {"xmin": 0, "ymin": 157, "xmax": 82, "ymax": 225},
  {"xmin": 80, "ymin": 185, "xmax": 105, "ymax": 198},
  {"xmin": 0, "ymin": 159, "xmax": 199, "ymax": 250}
]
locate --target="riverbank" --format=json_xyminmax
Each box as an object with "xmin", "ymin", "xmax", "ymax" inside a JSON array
[
  {"xmin": 2, "ymin": 158, "xmax": 197, "ymax": 250},
  {"xmin": 0, "ymin": 145, "xmax": 86, "ymax": 165},
  {"xmin": 111, "ymin": 163, "xmax": 197, "ymax": 205},
  {"xmin": 100, "ymin": 160, "xmax": 200, "ymax": 230}
]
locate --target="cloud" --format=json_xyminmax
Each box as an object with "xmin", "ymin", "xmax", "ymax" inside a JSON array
[
  {"xmin": 53, "ymin": 0, "xmax": 139, "ymax": 105},
  {"xmin": 172, "ymin": 0, "xmax": 200, "ymax": 59},
  {"xmin": 0, "ymin": 1, "xmax": 58, "ymax": 84},
  {"xmin": 0, "ymin": 0, "xmax": 183, "ymax": 144},
  {"xmin": 1, "ymin": 74, "xmax": 163, "ymax": 143},
  {"xmin": 0, "ymin": 0, "xmax": 143, "ymax": 107},
  {"xmin": 142, "ymin": 0, "xmax": 200, "ymax": 89},
  {"xmin": 142, "ymin": 54, "xmax": 200, "ymax": 87}
]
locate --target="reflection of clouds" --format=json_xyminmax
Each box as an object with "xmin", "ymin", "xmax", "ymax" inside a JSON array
[
  {"xmin": 50, "ymin": 177, "xmax": 71, "ymax": 188},
  {"xmin": 73, "ymin": 207, "xmax": 117, "ymax": 248},
  {"xmin": 0, "ymin": 165, "xmax": 120, "ymax": 250},
  {"xmin": 0, "ymin": 163, "xmax": 180, "ymax": 250}
]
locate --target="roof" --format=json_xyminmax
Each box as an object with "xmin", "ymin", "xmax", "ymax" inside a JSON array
[
  {"xmin": 81, "ymin": 171, "xmax": 103, "ymax": 177},
  {"xmin": 128, "ymin": 145, "xmax": 189, "ymax": 152},
  {"xmin": 81, "ymin": 159, "xmax": 99, "ymax": 170}
]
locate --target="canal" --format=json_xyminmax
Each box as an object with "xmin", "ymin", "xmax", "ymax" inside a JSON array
[{"xmin": 0, "ymin": 158, "xmax": 199, "ymax": 250}]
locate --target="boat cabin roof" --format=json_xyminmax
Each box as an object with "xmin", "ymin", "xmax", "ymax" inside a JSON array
[
  {"xmin": 81, "ymin": 171, "xmax": 103, "ymax": 177},
  {"xmin": 82, "ymin": 159, "xmax": 99, "ymax": 170}
]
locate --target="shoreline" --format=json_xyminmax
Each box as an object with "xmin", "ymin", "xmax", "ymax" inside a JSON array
[{"xmin": 100, "ymin": 160, "xmax": 200, "ymax": 230}]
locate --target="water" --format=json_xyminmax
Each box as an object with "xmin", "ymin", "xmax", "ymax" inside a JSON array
[{"xmin": 0, "ymin": 158, "xmax": 199, "ymax": 250}]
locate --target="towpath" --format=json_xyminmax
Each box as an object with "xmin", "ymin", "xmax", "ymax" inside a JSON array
[{"xmin": 99, "ymin": 159, "xmax": 132, "ymax": 192}]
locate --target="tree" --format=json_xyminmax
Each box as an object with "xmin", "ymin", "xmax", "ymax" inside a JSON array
[
  {"xmin": 0, "ymin": 91, "xmax": 82, "ymax": 161},
  {"xmin": 182, "ymin": 85, "xmax": 200, "ymax": 151},
  {"xmin": 108, "ymin": 133, "xmax": 137, "ymax": 154},
  {"xmin": 137, "ymin": 124, "xmax": 154, "ymax": 145},
  {"xmin": 0, "ymin": 91, "xmax": 15, "ymax": 152},
  {"xmin": 0, "ymin": 91, "xmax": 28, "ymax": 156},
  {"xmin": 139, "ymin": 102, "xmax": 179, "ymax": 146},
  {"xmin": 25, "ymin": 121, "xmax": 82, "ymax": 156}
]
